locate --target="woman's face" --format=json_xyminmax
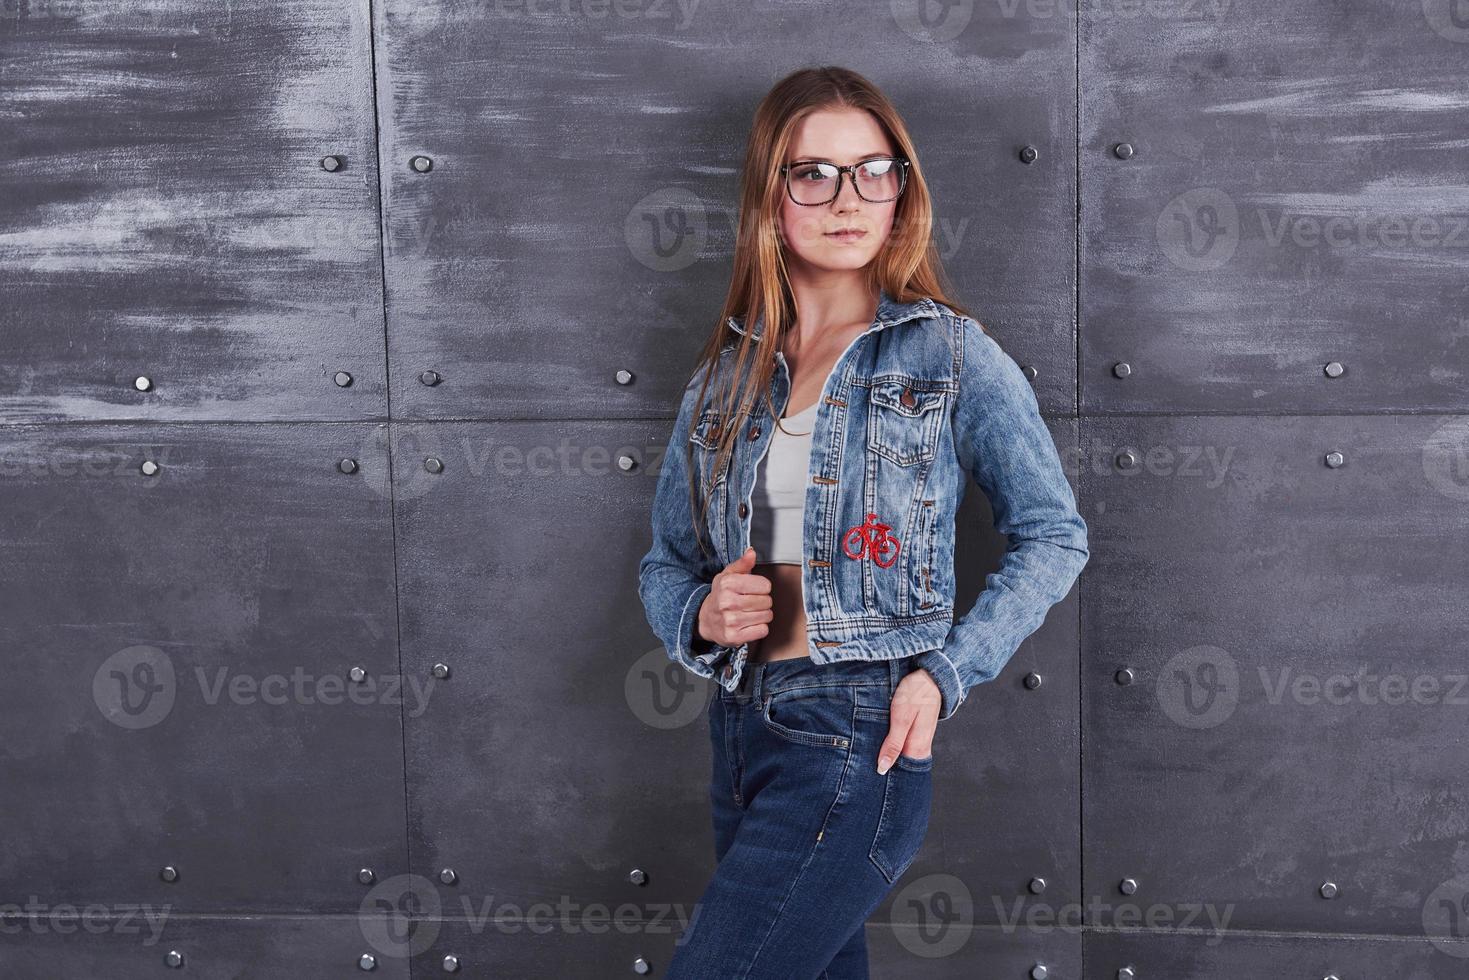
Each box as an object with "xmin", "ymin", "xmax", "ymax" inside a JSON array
[{"xmin": 777, "ymin": 107, "xmax": 901, "ymax": 277}]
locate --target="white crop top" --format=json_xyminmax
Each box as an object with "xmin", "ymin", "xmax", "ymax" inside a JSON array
[{"xmin": 748, "ymin": 400, "xmax": 818, "ymax": 565}]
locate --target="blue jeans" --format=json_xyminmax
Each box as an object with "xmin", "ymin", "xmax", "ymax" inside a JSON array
[{"xmin": 668, "ymin": 655, "xmax": 934, "ymax": 979}]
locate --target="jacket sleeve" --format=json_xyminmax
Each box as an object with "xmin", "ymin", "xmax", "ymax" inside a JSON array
[
  {"xmin": 912, "ymin": 317, "xmax": 1089, "ymax": 721},
  {"xmin": 637, "ymin": 364, "xmax": 739, "ymax": 680}
]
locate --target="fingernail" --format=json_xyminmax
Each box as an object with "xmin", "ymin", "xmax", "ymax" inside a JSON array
[{"xmin": 877, "ymin": 756, "xmax": 893, "ymax": 775}]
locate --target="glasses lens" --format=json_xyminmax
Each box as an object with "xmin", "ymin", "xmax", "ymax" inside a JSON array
[
  {"xmin": 786, "ymin": 160, "xmax": 906, "ymax": 204},
  {"xmin": 788, "ymin": 162, "xmax": 839, "ymax": 205},
  {"xmin": 855, "ymin": 159, "xmax": 903, "ymax": 202}
]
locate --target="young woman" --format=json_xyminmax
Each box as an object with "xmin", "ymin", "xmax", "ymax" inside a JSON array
[{"xmin": 637, "ymin": 66, "xmax": 1089, "ymax": 978}]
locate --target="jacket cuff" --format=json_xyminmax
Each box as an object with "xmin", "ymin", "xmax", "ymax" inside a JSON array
[
  {"xmin": 674, "ymin": 582, "xmax": 717, "ymax": 677},
  {"xmin": 912, "ymin": 649, "xmax": 965, "ymax": 721}
]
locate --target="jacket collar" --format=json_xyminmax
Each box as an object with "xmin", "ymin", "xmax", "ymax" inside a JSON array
[{"xmin": 725, "ymin": 287, "xmax": 939, "ymax": 343}]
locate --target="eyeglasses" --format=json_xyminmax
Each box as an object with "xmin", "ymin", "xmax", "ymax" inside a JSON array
[{"xmin": 779, "ymin": 157, "xmax": 910, "ymax": 206}]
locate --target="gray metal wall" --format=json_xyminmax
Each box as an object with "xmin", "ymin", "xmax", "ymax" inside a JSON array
[{"xmin": 1, "ymin": 0, "xmax": 1465, "ymax": 976}]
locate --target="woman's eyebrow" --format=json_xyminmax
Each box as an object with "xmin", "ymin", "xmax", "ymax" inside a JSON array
[{"xmin": 788, "ymin": 152, "xmax": 892, "ymax": 164}]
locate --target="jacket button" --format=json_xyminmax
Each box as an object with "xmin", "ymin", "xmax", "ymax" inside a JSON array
[
  {"xmin": 748, "ymin": 425, "xmax": 761, "ymax": 440},
  {"xmin": 722, "ymin": 664, "xmax": 734, "ymax": 681},
  {"xmin": 900, "ymin": 387, "xmax": 916, "ymax": 408},
  {"xmin": 738, "ymin": 502, "xmax": 748, "ymax": 518}
]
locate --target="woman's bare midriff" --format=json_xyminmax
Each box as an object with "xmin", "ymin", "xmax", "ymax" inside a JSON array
[{"xmin": 749, "ymin": 561, "xmax": 812, "ymax": 662}]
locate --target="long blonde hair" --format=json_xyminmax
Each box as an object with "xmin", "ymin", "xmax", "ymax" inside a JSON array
[{"xmin": 686, "ymin": 66, "xmax": 976, "ymax": 558}]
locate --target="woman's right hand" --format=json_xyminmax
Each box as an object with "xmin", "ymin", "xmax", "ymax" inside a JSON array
[{"xmin": 696, "ymin": 546, "xmax": 773, "ymax": 648}]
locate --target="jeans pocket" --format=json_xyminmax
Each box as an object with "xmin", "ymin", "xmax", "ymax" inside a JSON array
[
  {"xmin": 868, "ymin": 756, "xmax": 933, "ymax": 883},
  {"xmin": 759, "ymin": 685, "xmax": 854, "ymax": 750}
]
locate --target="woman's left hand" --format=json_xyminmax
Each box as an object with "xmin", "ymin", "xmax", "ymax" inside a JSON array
[{"xmin": 877, "ymin": 668, "xmax": 941, "ymax": 773}]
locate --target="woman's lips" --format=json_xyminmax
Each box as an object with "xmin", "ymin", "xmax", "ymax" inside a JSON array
[{"xmin": 825, "ymin": 229, "xmax": 867, "ymax": 243}]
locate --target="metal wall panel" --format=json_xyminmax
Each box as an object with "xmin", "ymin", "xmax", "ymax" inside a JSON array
[
  {"xmin": 409, "ymin": 916, "xmax": 1083, "ymax": 979},
  {"xmin": 0, "ymin": 423, "xmax": 405, "ymax": 912},
  {"xmin": 1081, "ymin": 1, "xmax": 1469, "ymax": 413},
  {"xmin": 1081, "ymin": 414, "xmax": 1469, "ymax": 936},
  {"xmin": 0, "ymin": 0, "xmax": 386, "ymax": 423},
  {"xmin": 3, "ymin": 0, "xmax": 1464, "ymax": 974},
  {"xmin": 0, "ymin": 914, "xmax": 410, "ymax": 979},
  {"xmin": 371, "ymin": 0, "xmax": 1077, "ymax": 420},
  {"xmin": 1085, "ymin": 930, "xmax": 1469, "ymax": 979},
  {"xmin": 392, "ymin": 420, "xmax": 715, "ymax": 913},
  {"xmin": 907, "ymin": 418, "xmax": 1083, "ymax": 929}
]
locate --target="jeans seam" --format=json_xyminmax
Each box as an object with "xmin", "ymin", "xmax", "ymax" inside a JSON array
[{"xmin": 738, "ymin": 701, "xmax": 857, "ymax": 979}]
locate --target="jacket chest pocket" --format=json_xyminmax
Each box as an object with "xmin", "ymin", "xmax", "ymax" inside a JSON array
[
  {"xmin": 689, "ymin": 409, "xmax": 730, "ymax": 488},
  {"xmin": 867, "ymin": 380, "xmax": 945, "ymax": 467}
]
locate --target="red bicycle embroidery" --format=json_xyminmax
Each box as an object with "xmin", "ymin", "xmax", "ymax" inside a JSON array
[{"xmin": 842, "ymin": 513, "xmax": 900, "ymax": 568}]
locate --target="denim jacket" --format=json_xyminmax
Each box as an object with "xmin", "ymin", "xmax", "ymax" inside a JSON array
[{"xmin": 636, "ymin": 288, "xmax": 1088, "ymax": 720}]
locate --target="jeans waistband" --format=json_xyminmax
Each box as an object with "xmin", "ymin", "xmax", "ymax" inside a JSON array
[{"xmin": 730, "ymin": 655, "xmax": 920, "ymax": 703}]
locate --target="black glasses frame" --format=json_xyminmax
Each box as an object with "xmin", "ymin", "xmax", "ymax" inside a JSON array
[{"xmin": 778, "ymin": 157, "xmax": 911, "ymax": 206}]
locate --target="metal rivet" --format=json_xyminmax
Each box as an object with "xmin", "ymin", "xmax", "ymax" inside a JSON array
[
  {"xmin": 1323, "ymin": 361, "xmax": 1344, "ymax": 378},
  {"xmin": 1020, "ymin": 145, "xmax": 1039, "ymax": 165},
  {"xmin": 141, "ymin": 460, "xmax": 160, "ymax": 476},
  {"xmin": 1024, "ymin": 672, "xmax": 1042, "ymax": 690},
  {"xmin": 633, "ymin": 958, "xmax": 651, "ymax": 975},
  {"xmin": 1320, "ymin": 881, "xmax": 1338, "ymax": 899},
  {"xmin": 617, "ymin": 454, "xmax": 636, "ymax": 472},
  {"xmin": 134, "ymin": 376, "xmax": 153, "ymax": 392},
  {"xmin": 349, "ymin": 666, "xmax": 367, "ymax": 683},
  {"xmin": 334, "ymin": 371, "xmax": 353, "ymax": 387},
  {"xmin": 1324, "ymin": 451, "xmax": 1344, "ymax": 469},
  {"xmin": 432, "ymin": 662, "xmax": 451, "ymax": 680},
  {"xmin": 1029, "ymin": 876, "xmax": 1047, "ymax": 894},
  {"xmin": 1112, "ymin": 361, "xmax": 1132, "ymax": 378},
  {"xmin": 1114, "ymin": 451, "xmax": 1136, "ymax": 471},
  {"xmin": 1120, "ymin": 877, "xmax": 1138, "ymax": 895},
  {"xmin": 164, "ymin": 950, "xmax": 184, "ymax": 969},
  {"xmin": 1114, "ymin": 142, "xmax": 1134, "ymax": 160},
  {"xmin": 160, "ymin": 865, "xmax": 179, "ymax": 883},
  {"xmin": 1118, "ymin": 969, "xmax": 1136, "ymax": 980},
  {"xmin": 738, "ymin": 502, "xmax": 749, "ymax": 518},
  {"xmin": 321, "ymin": 155, "xmax": 344, "ymax": 172},
  {"xmin": 1030, "ymin": 965, "xmax": 1048, "ymax": 980},
  {"xmin": 439, "ymin": 868, "xmax": 458, "ymax": 885},
  {"xmin": 338, "ymin": 458, "xmax": 358, "ymax": 475},
  {"xmin": 1115, "ymin": 667, "xmax": 1135, "ymax": 685},
  {"xmin": 1022, "ymin": 365, "xmax": 1038, "ymax": 382},
  {"xmin": 615, "ymin": 369, "xmax": 634, "ymax": 385},
  {"xmin": 628, "ymin": 868, "xmax": 648, "ymax": 886},
  {"xmin": 748, "ymin": 425, "xmax": 761, "ymax": 441},
  {"xmin": 359, "ymin": 953, "xmax": 377, "ymax": 971},
  {"xmin": 442, "ymin": 955, "xmax": 461, "ymax": 973},
  {"xmin": 424, "ymin": 457, "xmax": 444, "ymax": 474},
  {"xmin": 357, "ymin": 868, "xmax": 375, "ymax": 885},
  {"xmin": 420, "ymin": 369, "xmax": 441, "ymax": 386},
  {"xmin": 410, "ymin": 155, "xmax": 433, "ymax": 173}
]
